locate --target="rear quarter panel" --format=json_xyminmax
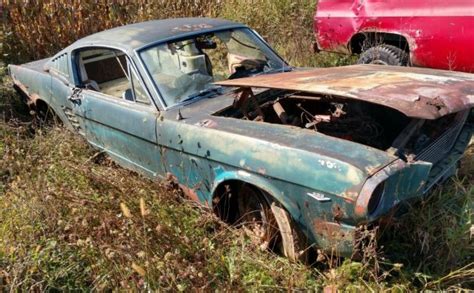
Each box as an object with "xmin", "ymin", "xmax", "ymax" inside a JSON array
[
  {"xmin": 9, "ymin": 63, "xmax": 52, "ymax": 106},
  {"xmin": 9, "ymin": 61, "xmax": 77, "ymax": 129}
]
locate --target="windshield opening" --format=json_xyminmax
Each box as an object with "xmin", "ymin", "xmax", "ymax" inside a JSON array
[{"xmin": 139, "ymin": 28, "xmax": 287, "ymax": 107}]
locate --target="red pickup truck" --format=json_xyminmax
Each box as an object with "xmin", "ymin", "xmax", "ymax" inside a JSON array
[{"xmin": 314, "ymin": 0, "xmax": 474, "ymax": 73}]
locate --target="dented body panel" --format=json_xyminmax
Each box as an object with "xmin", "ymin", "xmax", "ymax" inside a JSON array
[
  {"xmin": 7, "ymin": 18, "xmax": 474, "ymax": 257},
  {"xmin": 314, "ymin": 0, "xmax": 474, "ymax": 72}
]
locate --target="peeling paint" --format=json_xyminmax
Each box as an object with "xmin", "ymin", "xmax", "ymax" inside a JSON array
[{"xmin": 313, "ymin": 219, "xmax": 352, "ymax": 241}]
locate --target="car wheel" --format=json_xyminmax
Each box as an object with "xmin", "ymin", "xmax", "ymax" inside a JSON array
[
  {"xmin": 358, "ymin": 44, "xmax": 409, "ymax": 66},
  {"xmin": 236, "ymin": 184, "xmax": 309, "ymax": 262},
  {"xmin": 35, "ymin": 102, "xmax": 61, "ymax": 127}
]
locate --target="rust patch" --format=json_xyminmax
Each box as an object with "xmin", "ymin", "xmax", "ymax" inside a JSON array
[
  {"xmin": 196, "ymin": 119, "xmax": 218, "ymax": 128},
  {"xmin": 13, "ymin": 78, "xmax": 40, "ymax": 108},
  {"xmin": 344, "ymin": 198, "xmax": 355, "ymax": 204},
  {"xmin": 164, "ymin": 172, "xmax": 179, "ymax": 189},
  {"xmin": 14, "ymin": 80, "xmax": 29, "ymax": 96},
  {"xmin": 30, "ymin": 93, "xmax": 41, "ymax": 105},
  {"xmin": 12, "ymin": 71, "xmax": 45, "ymax": 103},
  {"xmin": 165, "ymin": 172, "xmax": 208, "ymax": 207},
  {"xmin": 179, "ymin": 183, "xmax": 200, "ymax": 202},
  {"xmin": 313, "ymin": 219, "xmax": 350, "ymax": 241},
  {"xmin": 339, "ymin": 190, "xmax": 359, "ymax": 202},
  {"xmin": 216, "ymin": 65, "xmax": 474, "ymax": 120},
  {"xmin": 332, "ymin": 204, "xmax": 345, "ymax": 222}
]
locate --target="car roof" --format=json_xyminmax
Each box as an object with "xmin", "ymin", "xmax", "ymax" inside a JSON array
[{"xmin": 67, "ymin": 17, "xmax": 245, "ymax": 52}]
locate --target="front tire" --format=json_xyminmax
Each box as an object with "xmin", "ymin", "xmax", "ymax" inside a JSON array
[
  {"xmin": 236, "ymin": 184, "xmax": 309, "ymax": 262},
  {"xmin": 358, "ymin": 44, "xmax": 408, "ymax": 66}
]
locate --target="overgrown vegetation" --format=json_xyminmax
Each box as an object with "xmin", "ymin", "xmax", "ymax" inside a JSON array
[
  {"xmin": 1, "ymin": 0, "xmax": 473, "ymax": 291},
  {"xmin": 1, "ymin": 0, "xmax": 353, "ymax": 67}
]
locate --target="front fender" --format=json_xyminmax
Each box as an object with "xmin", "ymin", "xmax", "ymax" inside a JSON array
[{"xmin": 210, "ymin": 168, "xmax": 298, "ymax": 217}]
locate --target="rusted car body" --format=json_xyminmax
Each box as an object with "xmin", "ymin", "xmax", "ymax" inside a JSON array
[
  {"xmin": 8, "ymin": 18, "xmax": 474, "ymax": 259},
  {"xmin": 314, "ymin": 0, "xmax": 474, "ymax": 72}
]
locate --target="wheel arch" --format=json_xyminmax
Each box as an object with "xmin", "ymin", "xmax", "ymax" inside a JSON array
[
  {"xmin": 34, "ymin": 98, "xmax": 59, "ymax": 118},
  {"xmin": 349, "ymin": 31, "xmax": 411, "ymax": 54},
  {"xmin": 31, "ymin": 97, "xmax": 65, "ymax": 126},
  {"xmin": 210, "ymin": 170, "xmax": 313, "ymax": 261},
  {"xmin": 34, "ymin": 98, "xmax": 50, "ymax": 111},
  {"xmin": 210, "ymin": 170, "xmax": 298, "ymax": 221},
  {"xmin": 12, "ymin": 82, "xmax": 49, "ymax": 112}
]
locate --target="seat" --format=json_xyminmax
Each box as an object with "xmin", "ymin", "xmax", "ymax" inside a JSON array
[
  {"xmin": 78, "ymin": 57, "xmax": 101, "ymax": 92},
  {"xmin": 99, "ymin": 77, "xmax": 130, "ymax": 98}
]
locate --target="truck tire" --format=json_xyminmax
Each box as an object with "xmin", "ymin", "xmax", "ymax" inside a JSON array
[{"xmin": 358, "ymin": 44, "xmax": 408, "ymax": 66}]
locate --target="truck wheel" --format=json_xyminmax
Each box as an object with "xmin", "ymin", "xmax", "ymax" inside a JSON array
[
  {"xmin": 236, "ymin": 184, "xmax": 310, "ymax": 262},
  {"xmin": 358, "ymin": 44, "xmax": 408, "ymax": 66}
]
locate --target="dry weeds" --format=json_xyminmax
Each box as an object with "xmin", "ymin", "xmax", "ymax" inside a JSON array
[{"xmin": 0, "ymin": 1, "xmax": 473, "ymax": 290}]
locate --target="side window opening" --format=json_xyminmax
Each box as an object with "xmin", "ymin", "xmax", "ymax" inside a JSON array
[{"xmin": 76, "ymin": 48, "xmax": 150, "ymax": 105}]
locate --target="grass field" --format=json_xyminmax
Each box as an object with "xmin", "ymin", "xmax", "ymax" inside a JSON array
[{"xmin": 1, "ymin": 1, "xmax": 473, "ymax": 290}]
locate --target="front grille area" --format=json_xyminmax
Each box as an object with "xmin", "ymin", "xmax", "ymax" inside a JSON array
[{"xmin": 415, "ymin": 111, "xmax": 469, "ymax": 165}]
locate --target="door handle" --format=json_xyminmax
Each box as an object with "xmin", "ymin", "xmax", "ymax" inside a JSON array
[
  {"xmin": 68, "ymin": 95, "xmax": 82, "ymax": 102},
  {"xmin": 68, "ymin": 88, "xmax": 83, "ymax": 104}
]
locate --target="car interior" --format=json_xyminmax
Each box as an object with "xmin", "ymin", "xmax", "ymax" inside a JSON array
[
  {"xmin": 76, "ymin": 48, "xmax": 149, "ymax": 104},
  {"xmin": 139, "ymin": 39, "xmax": 217, "ymax": 105},
  {"xmin": 139, "ymin": 31, "xmax": 271, "ymax": 106}
]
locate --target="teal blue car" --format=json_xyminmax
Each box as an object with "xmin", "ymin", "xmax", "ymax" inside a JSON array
[{"xmin": 8, "ymin": 18, "xmax": 473, "ymax": 261}]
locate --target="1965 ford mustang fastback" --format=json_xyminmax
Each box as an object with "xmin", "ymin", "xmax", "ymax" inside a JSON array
[{"xmin": 8, "ymin": 18, "xmax": 473, "ymax": 261}]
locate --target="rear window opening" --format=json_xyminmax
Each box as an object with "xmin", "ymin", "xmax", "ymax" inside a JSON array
[{"xmin": 214, "ymin": 88, "xmax": 466, "ymax": 160}]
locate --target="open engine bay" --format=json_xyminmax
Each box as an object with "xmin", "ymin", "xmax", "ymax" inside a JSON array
[{"xmin": 215, "ymin": 88, "xmax": 468, "ymax": 163}]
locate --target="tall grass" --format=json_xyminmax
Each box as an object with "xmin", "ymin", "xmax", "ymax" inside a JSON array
[
  {"xmin": 2, "ymin": 0, "xmax": 221, "ymax": 64},
  {"xmin": 1, "ymin": 75, "xmax": 472, "ymax": 290},
  {"xmin": 1, "ymin": 0, "xmax": 352, "ymax": 67}
]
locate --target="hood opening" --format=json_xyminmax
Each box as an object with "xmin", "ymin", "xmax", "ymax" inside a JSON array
[{"xmin": 214, "ymin": 88, "xmax": 411, "ymax": 150}]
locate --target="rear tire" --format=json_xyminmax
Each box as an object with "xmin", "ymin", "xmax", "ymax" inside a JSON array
[
  {"xmin": 35, "ymin": 102, "xmax": 61, "ymax": 127},
  {"xmin": 358, "ymin": 44, "xmax": 408, "ymax": 66}
]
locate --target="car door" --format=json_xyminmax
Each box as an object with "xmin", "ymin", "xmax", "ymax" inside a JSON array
[
  {"xmin": 390, "ymin": 0, "xmax": 474, "ymax": 72},
  {"xmin": 72, "ymin": 48, "xmax": 163, "ymax": 178}
]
